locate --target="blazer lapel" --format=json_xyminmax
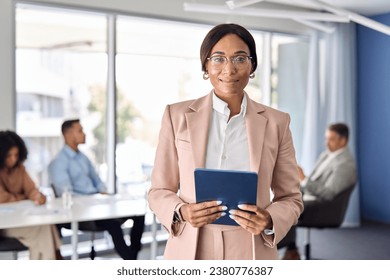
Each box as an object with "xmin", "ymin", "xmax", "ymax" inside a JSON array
[
  {"xmin": 185, "ymin": 93, "xmax": 213, "ymax": 168},
  {"xmin": 246, "ymin": 96, "xmax": 267, "ymax": 173},
  {"xmin": 308, "ymin": 152, "xmax": 327, "ymax": 177}
]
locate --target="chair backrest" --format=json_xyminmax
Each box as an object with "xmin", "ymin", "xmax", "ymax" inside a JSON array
[
  {"xmin": 298, "ymin": 184, "xmax": 356, "ymax": 228},
  {"xmin": 50, "ymin": 183, "xmax": 59, "ymax": 198}
]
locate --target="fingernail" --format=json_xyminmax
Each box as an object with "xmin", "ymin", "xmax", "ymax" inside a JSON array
[
  {"xmin": 229, "ymin": 210, "xmax": 236, "ymax": 214},
  {"xmin": 237, "ymin": 204, "xmax": 244, "ymax": 209},
  {"xmin": 221, "ymin": 206, "xmax": 227, "ymax": 211},
  {"xmin": 216, "ymin": 200, "xmax": 222, "ymax": 205},
  {"xmin": 229, "ymin": 215, "xmax": 235, "ymax": 220},
  {"xmin": 220, "ymin": 212, "xmax": 226, "ymax": 216}
]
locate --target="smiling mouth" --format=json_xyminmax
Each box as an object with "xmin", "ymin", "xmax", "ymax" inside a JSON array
[{"xmin": 219, "ymin": 78, "xmax": 239, "ymax": 83}]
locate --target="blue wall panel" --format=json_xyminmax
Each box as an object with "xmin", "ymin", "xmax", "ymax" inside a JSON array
[{"xmin": 357, "ymin": 13, "xmax": 390, "ymax": 222}]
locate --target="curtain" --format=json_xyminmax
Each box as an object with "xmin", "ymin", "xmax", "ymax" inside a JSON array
[{"xmin": 301, "ymin": 23, "xmax": 360, "ymax": 226}]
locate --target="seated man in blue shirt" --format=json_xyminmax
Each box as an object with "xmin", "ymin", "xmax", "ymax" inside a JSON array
[{"xmin": 48, "ymin": 119, "xmax": 145, "ymax": 260}]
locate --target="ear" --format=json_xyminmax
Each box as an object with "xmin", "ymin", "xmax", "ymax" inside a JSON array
[{"xmin": 340, "ymin": 137, "xmax": 348, "ymax": 147}]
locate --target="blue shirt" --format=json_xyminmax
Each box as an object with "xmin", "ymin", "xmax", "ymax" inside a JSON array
[{"xmin": 48, "ymin": 145, "xmax": 106, "ymax": 196}]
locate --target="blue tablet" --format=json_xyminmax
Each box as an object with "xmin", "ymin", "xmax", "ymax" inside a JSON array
[{"xmin": 194, "ymin": 168, "xmax": 258, "ymax": 226}]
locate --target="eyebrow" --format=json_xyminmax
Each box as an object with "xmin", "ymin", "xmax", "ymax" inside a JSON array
[{"xmin": 210, "ymin": 50, "xmax": 249, "ymax": 56}]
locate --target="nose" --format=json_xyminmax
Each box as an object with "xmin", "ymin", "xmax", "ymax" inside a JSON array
[
  {"xmin": 222, "ymin": 59, "xmax": 237, "ymax": 73},
  {"xmin": 7, "ymin": 156, "xmax": 18, "ymax": 167}
]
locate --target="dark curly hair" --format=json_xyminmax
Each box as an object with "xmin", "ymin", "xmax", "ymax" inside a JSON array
[{"xmin": 0, "ymin": 130, "xmax": 28, "ymax": 169}]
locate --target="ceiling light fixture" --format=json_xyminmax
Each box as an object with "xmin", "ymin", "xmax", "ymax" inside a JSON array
[
  {"xmin": 183, "ymin": 0, "xmax": 390, "ymax": 36},
  {"xmin": 293, "ymin": 18, "xmax": 335, "ymax": 33},
  {"xmin": 313, "ymin": 0, "xmax": 390, "ymax": 36},
  {"xmin": 183, "ymin": 3, "xmax": 348, "ymax": 22},
  {"xmin": 226, "ymin": 0, "xmax": 265, "ymax": 9}
]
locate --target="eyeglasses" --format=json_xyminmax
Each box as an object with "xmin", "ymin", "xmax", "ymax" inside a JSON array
[{"xmin": 207, "ymin": 55, "xmax": 252, "ymax": 68}]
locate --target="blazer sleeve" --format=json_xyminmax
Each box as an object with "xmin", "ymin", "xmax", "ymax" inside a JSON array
[
  {"xmin": 148, "ymin": 105, "xmax": 186, "ymax": 235},
  {"xmin": 266, "ymin": 113, "xmax": 304, "ymax": 244},
  {"xmin": 0, "ymin": 165, "xmax": 40, "ymax": 203},
  {"xmin": 0, "ymin": 182, "xmax": 22, "ymax": 203},
  {"xmin": 21, "ymin": 166, "xmax": 41, "ymax": 202},
  {"xmin": 305, "ymin": 157, "xmax": 357, "ymax": 201}
]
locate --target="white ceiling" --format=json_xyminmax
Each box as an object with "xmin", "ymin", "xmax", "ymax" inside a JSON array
[
  {"xmin": 324, "ymin": 0, "xmax": 390, "ymax": 16},
  {"xmin": 181, "ymin": 0, "xmax": 390, "ymax": 34},
  {"xmin": 239, "ymin": 0, "xmax": 390, "ymax": 16}
]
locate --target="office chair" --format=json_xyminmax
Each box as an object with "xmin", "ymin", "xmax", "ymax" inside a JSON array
[
  {"xmin": 0, "ymin": 236, "xmax": 28, "ymax": 260},
  {"xmin": 297, "ymin": 184, "xmax": 356, "ymax": 259},
  {"xmin": 50, "ymin": 184, "xmax": 106, "ymax": 260}
]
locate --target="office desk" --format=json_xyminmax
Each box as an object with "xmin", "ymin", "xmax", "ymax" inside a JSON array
[{"xmin": 0, "ymin": 194, "xmax": 147, "ymax": 259}]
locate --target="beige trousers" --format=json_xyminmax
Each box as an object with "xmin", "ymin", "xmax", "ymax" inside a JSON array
[
  {"xmin": 195, "ymin": 224, "xmax": 253, "ymax": 260},
  {"xmin": 3, "ymin": 225, "xmax": 61, "ymax": 260}
]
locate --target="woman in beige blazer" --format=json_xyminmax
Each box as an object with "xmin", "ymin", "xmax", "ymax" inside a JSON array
[{"xmin": 148, "ymin": 23, "xmax": 303, "ymax": 260}]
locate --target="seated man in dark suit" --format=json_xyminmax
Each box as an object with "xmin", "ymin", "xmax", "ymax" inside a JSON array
[
  {"xmin": 279, "ymin": 123, "xmax": 357, "ymax": 260},
  {"xmin": 48, "ymin": 119, "xmax": 145, "ymax": 260}
]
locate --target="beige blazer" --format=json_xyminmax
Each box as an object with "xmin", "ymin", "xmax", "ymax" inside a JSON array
[{"xmin": 148, "ymin": 92, "xmax": 303, "ymax": 259}]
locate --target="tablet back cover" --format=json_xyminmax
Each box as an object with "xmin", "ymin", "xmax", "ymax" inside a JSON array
[{"xmin": 194, "ymin": 168, "xmax": 258, "ymax": 226}]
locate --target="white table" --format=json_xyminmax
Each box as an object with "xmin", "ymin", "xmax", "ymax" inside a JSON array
[{"xmin": 0, "ymin": 194, "xmax": 148, "ymax": 259}]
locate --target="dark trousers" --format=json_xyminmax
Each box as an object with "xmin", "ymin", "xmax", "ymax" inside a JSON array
[
  {"xmin": 277, "ymin": 226, "xmax": 297, "ymax": 250},
  {"xmin": 57, "ymin": 215, "xmax": 145, "ymax": 260},
  {"xmin": 95, "ymin": 215, "xmax": 145, "ymax": 260},
  {"xmin": 127, "ymin": 215, "xmax": 145, "ymax": 252},
  {"xmin": 277, "ymin": 199, "xmax": 318, "ymax": 251}
]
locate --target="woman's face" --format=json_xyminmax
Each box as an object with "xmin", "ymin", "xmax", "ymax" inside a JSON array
[
  {"xmin": 6, "ymin": 146, "xmax": 19, "ymax": 169},
  {"xmin": 206, "ymin": 34, "xmax": 252, "ymax": 98}
]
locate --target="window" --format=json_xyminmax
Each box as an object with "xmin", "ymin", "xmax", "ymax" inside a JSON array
[
  {"xmin": 271, "ymin": 34, "xmax": 309, "ymax": 161},
  {"xmin": 115, "ymin": 17, "xmax": 208, "ymax": 193},
  {"xmin": 15, "ymin": 4, "xmax": 107, "ymax": 188}
]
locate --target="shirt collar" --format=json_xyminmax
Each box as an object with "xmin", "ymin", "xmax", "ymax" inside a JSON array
[
  {"xmin": 327, "ymin": 146, "xmax": 347, "ymax": 157},
  {"xmin": 212, "ymin": 91, "xmax": 247, "ymax": 117},
  {"xmin": 64, "ymin": 144, "xmax": 78, "ymax": 158}
]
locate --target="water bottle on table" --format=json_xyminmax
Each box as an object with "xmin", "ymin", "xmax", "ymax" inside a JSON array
[{"xmin": 62, "ymin": 185, "xmax": 73, "ymax": 210}]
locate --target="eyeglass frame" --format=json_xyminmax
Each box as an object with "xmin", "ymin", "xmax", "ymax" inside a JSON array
[{"xmin": 207, "ymin": 55, "xmax": 253, "ymax": 68}]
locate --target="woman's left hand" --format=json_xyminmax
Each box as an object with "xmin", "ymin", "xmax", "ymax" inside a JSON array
[{"xmin": 229, "ymin": 204, "xmax": 272, "ymax": 235}]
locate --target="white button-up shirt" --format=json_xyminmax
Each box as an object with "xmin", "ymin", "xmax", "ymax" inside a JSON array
[{"xmin": 205, "ymin": 93, "xmax": 250, "ymax": 171}]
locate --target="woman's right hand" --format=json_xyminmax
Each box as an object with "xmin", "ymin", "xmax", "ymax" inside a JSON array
[
  {"xmin": 180, "ymin": 201, "xmax": 226, "ymax": 228},
  {"xmin": 33, "ymin": 192, "xmax": 46, "ymax": 205}
]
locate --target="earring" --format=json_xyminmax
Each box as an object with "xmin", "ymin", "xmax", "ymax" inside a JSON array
[
  {"xmin": 203, "ymin": 72, "xmax": 209, "ymax": 80},
  {"xmin": 249, "ymin": 72, "xmax": 255, "ymax": 79}
]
